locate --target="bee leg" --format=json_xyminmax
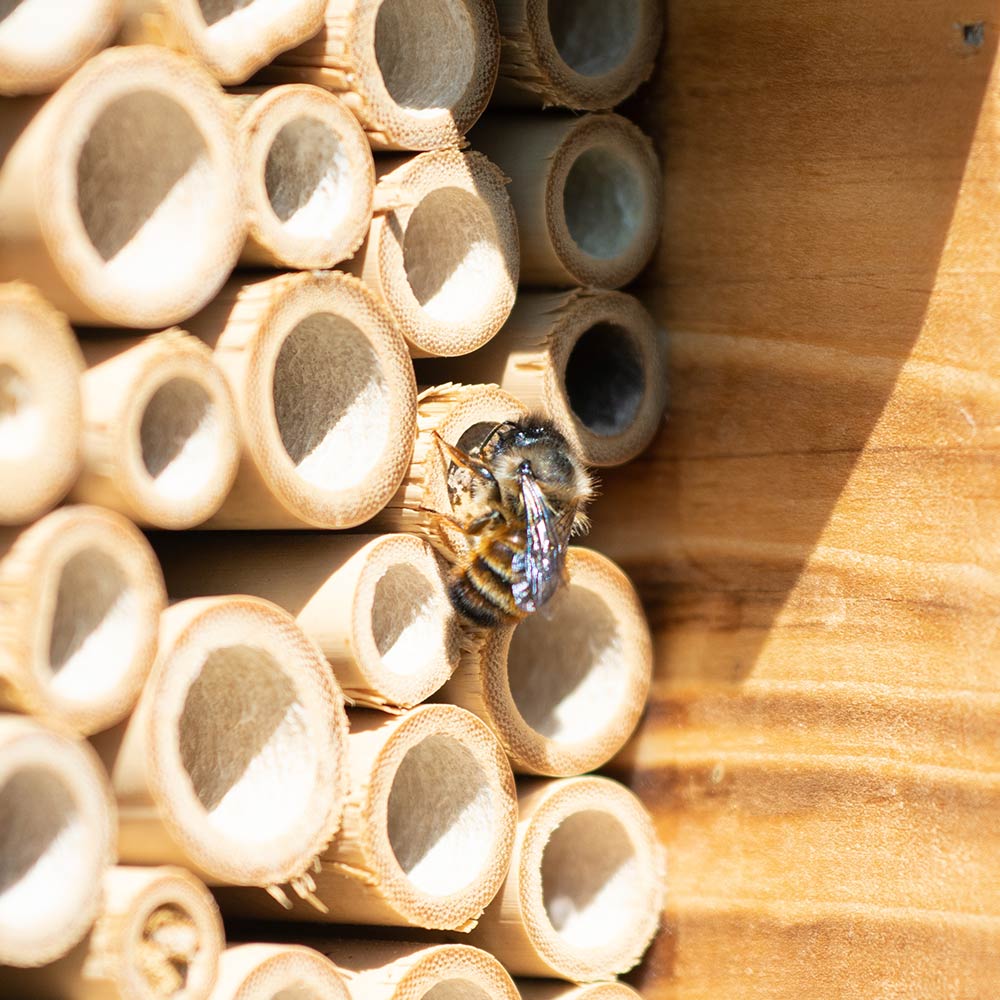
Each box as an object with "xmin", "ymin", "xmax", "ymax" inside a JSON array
[{"xmin": 432, "ymin": 431, "xmax": 496, "ymax": 483}]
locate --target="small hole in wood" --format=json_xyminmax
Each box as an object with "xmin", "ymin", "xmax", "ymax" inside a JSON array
[{"xmin": 962, "ymin": 22, "xmax": 985, "ymax": 47}]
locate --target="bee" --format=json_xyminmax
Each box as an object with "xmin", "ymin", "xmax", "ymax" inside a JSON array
[{"xmin": 427, "ymin": 417, "xmax": 594, "ymax": 626}]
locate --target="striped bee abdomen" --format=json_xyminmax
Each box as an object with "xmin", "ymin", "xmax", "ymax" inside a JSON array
[{"xmin": 449, "ymin": 536, "xmax": 524, "ymax": 627}]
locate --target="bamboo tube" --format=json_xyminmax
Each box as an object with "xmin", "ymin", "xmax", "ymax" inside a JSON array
[
  {"xmin": 438, "ymin": 547, "xmax": 651, "ymax": 776},
  {"xmin": 92, "ymin": 596, "xmax": 349, "ymax": 894},
  {"xmin": 417, "ymin": 291, "xmax": 667, "ymax": 467},
  {"xmin": 0, "ymin": 0, "xmax": 120, "ymax": 96},
  {"xmin": 120, "ymin": 1, "xmax": 326, "ymax": 86},
  {"xmin": 154, "ymin": 532, "xmax": 462, "ymax": 710},
  {"xmin": 70, "ymin": 331, "xmax": 240, "ymax": 530},
  {"xmin": 368, "ymin": 382, "xmax": 529, "ymax": 541},
  {"xmin": 0, "ymin": 46, "xmax": 243, "ymax": 328},
  {"xmin": 492, "ymin": 0, "xmax": 662, "ymax": 110},
  {"xmin": 259, "ymin": 0, "xmax": 500, "ymax": 151},
  {"xmin": 208, "ymin": 945, "xmax": 349, "ymax": 1000},
  {"xmin": 464, "ymin": 776, "xmax": 666, "ymax": 982},
  {"xmin": 216, "ymin": 704, "xmax": 517, "ymax": 929},
  {"xmin": 346, "ymin": 150, "xmax": 519, "ymax": 357},
  {"xmin": 469, "ymin": 114, "xmax": 661, "ymax": 289},
  {"xmin": 517, "ymin": 982, "xmax": 643, "ymax": 1000},
  {"xmin": 0, "ymin": 715, "xmax": 116, "ymax": 968},
  {"xmin": 0, "ymin": 506, "xmax": 165, "ymax": 735},
  {"xmin": 229, "ymin": 85, "xmax": 374, "ymax": 270},
  {"xmin": 0, "ymin": 865, "xmax": 224, "ymax": 999},
  {"xmin": 0, "ymin": 283, "xmax": 83, "ymax": 525},
  {"xmin": 184, "ymin": 270, "xmax": 416, "ymax": 529}
]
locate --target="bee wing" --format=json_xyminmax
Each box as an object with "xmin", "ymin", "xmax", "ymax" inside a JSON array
[{"xmin": 512, "ymin": 468, "xmax": 569, "ymax": 614}]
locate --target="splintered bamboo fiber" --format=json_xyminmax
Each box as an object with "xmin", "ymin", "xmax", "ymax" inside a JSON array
[
  {"xmin": 216, "ymin": 704, "xmax": 517, "ymax": 929},
  {"xmin": 93, "ymin": 597, "xmax": 349, "ymax": 893},
  {"xmin": 0, "ymin": 46, "xmax": 243, "ymax": 328},
  {"xmin": 0, "ymin": 865, "xmax": 224, "ymax": 1000},
  {"xmin": 184, "ymin": 270, "xmax": 416, "ymax": 529},
  {"xmin": 119, "ymin": 0, "xmax": 326, "ymax": 86},
  {"xmin": 0, "ymin": 283, "xmax": 83, "ymax": 525},
  {"xmin": 469, "ymin": 114, "xmax": 661, "ymax": 289},
  {"xmin": 0, "ymin": 0, "xmax": 120, "ymax": 96},
  {"xmin": 516, "ymin": 981, "xmax": 643, "ymax": 1000},
  {"xmin": 368, "ymin": 382, "xmax": 528, "ymax": 542},
  {"xmin": 438, "ymin": 547, "xmax": 651, "ymax": 776},
  {"xmin": 491, "ymin": 0, "xmax": 662, "ymax": 110},
  {"xmin": 208, "ymin": 945, "xmax": 349, "ymax": 1000},
  {"xmin": 71, "ymin": 331, "xmax": 240, "ymax": 530},
  {"xmin": 155, "ymin": 532, "xmax": 462, "ymax": 710},
  {"xmin": 417, "ymin": 291, "xmax": 667, "ymax": 467},
  {"xmin": 0, "ymin": 506, "xmax": 165, "ymax": 735},
  {"xmin": 258, "ymin": 0, "xmax": 500, "ymax": 150},
  {"xmin": 0, "ymin": 715, "xmax": 116, "ymax": 968},
  {"xmin": 348, "ymin": 150, "xmax": 519, "ymax": 357},
  {"xmin": 228, "ymin": 85, "xmax": 374, "ymax": 270},
  {"xmin": 464, "ymin": 776, "xmax": 666, "ymax": 982}
]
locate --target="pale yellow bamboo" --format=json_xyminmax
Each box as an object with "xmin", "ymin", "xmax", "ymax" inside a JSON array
[
  {"xmin": 71, "ymin": 330, "xmax": 240, "ymax": 530},
  {"xmin": 184, "ymin": 270, "xmax": 416, "ymax": 528},
  {"xmin": 0, "ymin": 283, "xmax": 83, "ymax": 525},
  {"xmin": 0, "ymin": 865, "xmax": 224, "ymax": 1000},
  {"xmin": 0, "ymin": 0, "xmax": 120, "ymax": 95},
  {"xmin": 517, "ymin": 981, "xmax": 643, "ymax": 1000},
  {"xmin": 120, "ymin": 0, "xmax": 326, "ymax": 85},
  {"xmin": 259, "ymin": 0, "xmax": 500, "ymax": 150},
  {"xmin": 155, "ymin": 532, "xmax": 462, "ymax": 710},
  {"xmin": 92, "ymin": 597, "xmax": 349, "ymax": 893},
  {"xmin": 464, "ymin": 776, "xmax": 666, "ymax": 981},
  {"xmin": 216, "ymin": 704, "xmax": 517, "ymax": 929},
  {"xmin": 208, "ymin": 944, "xmax": 350, "ymax": 1000},
  {"xmin": 0, "ymin": 505, "xmax": 165, "ymax": 735},
  {"xmin": 0, "ymin": 715, "xmax": 116, "ymax": 968},
  {"xmin": 492, "ymin": 0, "xmax": 662, "ymax": 110}
]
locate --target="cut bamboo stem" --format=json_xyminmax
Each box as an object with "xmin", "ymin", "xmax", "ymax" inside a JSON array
[
  {"xmin": 0, "ymin": 46, "xmax": 243, "ymax": 328},
  {"xmin": 347, "ymin": 150, "xmax": 519, "ymax": 357},
  {"xmin": 259, "ymin": 0, "xmax": 500, "ymax": 150},
  {"xmin": 92, "ymin": 596, "xmax": 349, "ymax": 894},
  {"xmin": 154, "ymin": 532, "xmax": 462, "ymax": 710},
  {"xmin": 229, "ymin": 85, "xmax": 374, "ymax": 270},
  {"xmin": 208, "ymin": 944, "xmax": 350, "ymax": 1000},
  {"xmin": 70, "ymin": 330, "xmax": 240, "ymax": 530},
  {"xmin": 0, "ymin": 865, "xmax": 224, "ymax": 1000},
  {"xmin": 0, "ymin": 0, "xmax": 120, "ymax": 96},
  {"xmin": 492, "ymin": 0, "xmax": 662, "ymax": 110},
  {"xmin": 0, "ymin": 715, "xmax": 116, "ymax": 968},
  {"xmin": 464, "ymin": 776, "xmax": 665, "ymax": 981},
  {"xmin": 438, "ymin": 546, "xmax": 651, "ymax": 776},
  {"xmin": 184, "ymin": 270, "xmax": 416, "ymax": 529},
  {"xmin": 470, "ymin": 114, "xmax": 661, "ymax": 288},
  {"xmin": 216, "ymin": 704, "xmax": 517, "ymax": 929},
  {"xmin": 120, "ymin": 0, "xmax": 326, "ymax": 86},
  {"xmin": 517, "ymin": 982, "xmax": 643, "ymax": 1000},
  {"xmin": 0, "ymin": 283, "xmax": 83, "ymax": 525},
  {"xmin": 0, "ymin": 505, "xmax": 165, "ymax": 735},
  {"xmin": 417, "ymin": 290, "xmax": 667, "ymax": 467}
]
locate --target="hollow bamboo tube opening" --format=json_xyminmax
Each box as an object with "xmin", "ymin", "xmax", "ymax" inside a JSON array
[
  {"xmin": 216, "ymin": 705, "xmax": 517, "ymax": 929},
  {"xmin": 120, "ymin": 0, "xmax": 326, "ymax": 86},
  {"xmin": 0, "ymin": 283, "xmax": 83, "ymax": 525},
  {"xmin": 185, "ymin": 270, "xmax": 416, "ymax": 529},
  {"xmin": 470, "ymin": 114, "xmax": 661, "ymax": 288},
  {"xmin": 231, "ymin": 85, "xmax": 375, "ymax": 270},
  {"xmin": 466, "ymin": 776, "xmax": 665, "ymax": 981},
  {"xmin": 0, "ymin": 46, "xmax": 243, "ymax": 327},
  {"xmin": 0, "ymin": 715, "xmax": 116, "ymax": 968},
  {"xmin": 155, "ymin": 532, "xmax": 462, "ymax": 710},
  {"xmin": 261, "ymin": 0, "xmax": 499, "ymax": 150},
  {"xmin": 438, "ymin": 547, "xmax": 651, "ymax": 776},
  {"xmin": 349, "ymin": 150, "xmax": 518, "ymax": 357},
  {"xmin": 209, "ymin": 944, "xmax": 350, "ymax": 1000},
  {"xmin": 0, "ymin": 505, "xmax": 165, "ymax": 735},
  {"xmin": 417, "ymin": 291, "xmax": 667, "ymax": 467},
  {"xmin": 516, "ymin": 981, "xmax": 644, "ymax": 1000},
  {"xmin": 71, "ymin": 330, "xmax": 240, "ymax": 529},
  {"xmin": 492, "ymin": 0, "xmax": 662, "ymax": 110},
  {"xmin": 0, "ymin": 0, "xmax": 120, "ymax": 95},
  {"xmin": 96, "ymin": 596, "xmax": 349, "ymax": 890}
]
